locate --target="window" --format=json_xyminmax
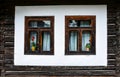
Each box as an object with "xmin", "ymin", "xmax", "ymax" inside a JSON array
[
  {"xmin": 24, "ymin": 16, "xmax": 54, "ymax": 55},
  {"xmin": 65, "ymin": 16, "xmax": 96, "ymax": 55}
]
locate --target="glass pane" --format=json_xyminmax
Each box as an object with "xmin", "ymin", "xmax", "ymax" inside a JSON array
[
  {"xmin": 69, "ymin": 20, "xmax": 91, "ymax": 27},
  {"xmin": 29, "ymin": 21, "xmax": 38, "ymax": 28},
  {"xmin": 38, "ymin": 20, "xmax": 51, "ymax": 28},
  {"xmin": 29, "ymin": 20, "xmax": 51, "ymax": 28},
  {"xmin": 30, "ymin": 31, "xmax": 37, "ymax": 51},
  {"xmin": 80, "ymin": 20, "xmax": 91, "ymax": 27},
  {"xmin": 43, "ymin": 20, "xmax": 51, "ymax": 27},
  {"xmin": 69, "ymin": 20, "xmax": 78, "ymax": 27},
  {"xmin": 42, "ymin": 32, "xmax": 50, "ymax": 51},
  {"xmin": 69, "ymin": 31, "xmax": 78, "ymax": 51},
  {"xmin": 82, "ymin": 31, "xmax": 91, "ymax": 51}
]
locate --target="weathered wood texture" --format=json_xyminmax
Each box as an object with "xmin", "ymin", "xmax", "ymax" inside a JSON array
[{"xmin": 0, "ymin": 1, "xmax": 120, "ymax": 77}]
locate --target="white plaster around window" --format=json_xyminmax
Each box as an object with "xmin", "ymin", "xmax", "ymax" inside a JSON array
[{"xmin": 14, "ymin": 5, "xmax": 107, "ymax": 66}]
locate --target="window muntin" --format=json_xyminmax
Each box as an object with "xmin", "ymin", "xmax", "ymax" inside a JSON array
[
  {"xmin": 25, "ymin": 16, "xmax": 54, "ymax": 55},
  {"xmin": 65, "ymin": 16, "xmax": 96, "ymax": 55}
]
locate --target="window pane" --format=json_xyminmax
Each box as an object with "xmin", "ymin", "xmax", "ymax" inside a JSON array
[
  {"xmin": 43, "ymin": 20, "xmax": 51, "ymax": 27},
  {"xmin": 80, "ymin": 20, "xmax": 91, "ymax": 27},
  {"xmin": 69, "ymin": 20, "xmax": 91, "ymax": 27},
  {"xmin": 69, "ymin": 31, "xmax": 78, "ymax": 51},
  {"xmin": 29, "ymin": 21, "xmax": 38, "ymax": 28},
  {"xmin": 30, "ymin": 31, "xmax": 37, "ymax": 51},
  {"xmin": 29, "ymin": 20, "xmax": 51, "ymax": 28},
  {"xmin": 42, "ymin": 32, "xmax": 50, "ymax": 51},
  {"xmin": 69, "ymin": 20, "xmax": 78, "ymax": 27},
  {"xmin": 82, "ymin": 31, "xmax": 91, "ymax": 51}
]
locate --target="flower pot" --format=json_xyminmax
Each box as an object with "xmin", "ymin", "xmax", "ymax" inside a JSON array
[
  {"xmin": 86, "ymin": 48, "xmax": 90, "ymax": 51},
  {"xmin": 32, "ymin": 46, "xmax": 35, "ymax": 51}
]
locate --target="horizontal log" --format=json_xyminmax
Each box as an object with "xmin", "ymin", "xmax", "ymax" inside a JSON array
[
  {"xmin": 4, "ymin": 54, "xmax": 13, "ymax": 60},
  {"xmin": 4, "ymin": 39, "xmax": 14, "ymax": 43},
  {"xmin": 3, "ymin": 22, "xmax": 14, "ymax": 25},
  {"xmin": 4, "ymin": 75, "xmax": 116, "ymax": 77},
  {"xmin": 108, "ymin": 32, "xmax": 116, "ymax": 35},
  {"xmin": 108, "ymin": 48, "xmax": 116, "ymax": 53},
  {"xmin": 108, "ymin": 26, "xmax": 117, "ymax": 29},
  {"xmin": 0, "ymin": 54, "xmax": 4, "ymax": 60},
  {"xmin": 0, "ymin": 60, "xmax": 4, "ymax": 66},
  {"xmin": 4, "ymin": 35, "xmax": 14, "ymax": 39},
  {"xmin": 0, "ymin": 51, "xmax": 4, "ymax": 54},
  {"xmin": 4, "ymin": 70, "xmax": 115, "ymax": 76},
  {"xmin": 107, "ymin": 13, "xmax": 116, "ymax": 17},
  {"xmin": 4, "ymin": 59, "xmax": 13, "ymax": 64},
  {"xmin": 5, "ymin": 75, "xmax": 40, "ymax": 77},
  {"xmin": 4, "ymin": 47, "xmax": 14, "ymax": 50},
  {"xmin": 4, "ymin": 24, "xmax": 14, "ymax": 27},
  {"xmin": 5, "ymin": 66, "xmax": 116, "ymax": 71},
  {"xmin": 108, "ymin": 55, "xmax": 116, "ymax": 59},
  {"xmin": 4, "ymin": 42, "xmax": 14, "ymax": 47},
  {"xmin": 5, "ymin": 50, "xmax": 13, "ymax": 54},
  {"xmin": 108, "ymin": 60, "xmax": 116, "ymax": 66},
  {"xmin": 107, "ymin": 18, "xmax": 116, "ymax": 22},
  {"xmin": 4, "ymin": 31, "xmax": 14, "ymax": 36}
]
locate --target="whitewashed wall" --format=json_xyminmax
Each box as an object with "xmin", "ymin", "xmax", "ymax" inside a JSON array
[{"xmin": 14, "ymin": 5, "xmax": 107, "ymax": 66}]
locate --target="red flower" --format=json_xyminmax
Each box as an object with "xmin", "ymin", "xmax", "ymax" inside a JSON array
[{"xmin": 32, "ymin": 36, "xmax": 35, "ymax": 41}]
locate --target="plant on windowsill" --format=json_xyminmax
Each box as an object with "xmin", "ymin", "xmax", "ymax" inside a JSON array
[
  {"xmin": 86, "ymin": 43, "xmax": 91, "ymax": 51},
  {"xmin": 31, "ymin": 36, "xmax": 36, "ymax": 52}
]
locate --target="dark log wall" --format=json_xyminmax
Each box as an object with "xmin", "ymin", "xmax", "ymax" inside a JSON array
[{"xmin": 0, "ymin": 1, "xmax": 120, "ymax": 77}]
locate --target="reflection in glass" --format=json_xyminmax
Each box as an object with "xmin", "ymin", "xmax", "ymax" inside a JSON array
[
  {"xmin": 82, "ymin": 31, "xmax": 91, "ymax": 51},
  {"xmin": 42, "ymin": 32, "xmax": 50, "ymax": 51},
  {"xmin": 43, "ymin": 20, "xmax": 51, "ymax": 27},
  {"xmin": 29, "ymin": 20, "xmax": 51, "ymax": 28},
  {"xmin": 69, "ymin": 31, "xmax": 78, "ymax": 51},
  {"xmin": 69, "ymin": 20, "xmax": 77, "ymax": 27},
  {"xmin": 30, "ymin": 31, "xmax": 37, "ymax": 51},
  {"xmin": 29, "ymin": 21, "xmax": 37, "ymax": 28},
  {"xmin": 69, "ymin": 20, "xmax": 91, "ymax": 27}
]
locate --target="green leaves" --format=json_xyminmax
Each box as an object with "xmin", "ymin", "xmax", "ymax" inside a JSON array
[{"xmin": 86, "ymin": 43, "xmax": 91, "ymax": 48}]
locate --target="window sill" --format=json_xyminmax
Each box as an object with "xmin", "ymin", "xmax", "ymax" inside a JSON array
[
  {"xmin": 24, "ymin": 51, "xmax": 54, "ymax": 55},
  {"xmin": 65, "ymin": 51, "xmax": 96, "ymax": 55}
]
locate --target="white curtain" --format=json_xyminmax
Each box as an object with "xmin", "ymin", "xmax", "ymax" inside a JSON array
[
  {"xmin": 82, "ymin": 32, "xmax": 90, "ymax": 51},
  {"xmin": 80, "ymin": 21, "xmax": 90, "ymax": 27},
  {"xmin": 69, "ymin": 31, "xmax": 78, "ymax": 51},
  {"xmin": 30, "ymin": 21, "xmax": 37, "ymax": 27},
  {"xmin": 42, "ymin": 32, "xmax": 50, "ymax": 51}
]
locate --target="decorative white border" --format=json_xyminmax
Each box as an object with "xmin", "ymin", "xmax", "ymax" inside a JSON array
[{"xmin": 14, "ymin": 5, "xmax": 107, "ymax": 66}]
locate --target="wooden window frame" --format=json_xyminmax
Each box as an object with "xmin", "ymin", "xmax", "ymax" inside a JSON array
[
  {"xmin": 24, "ymin": 16, "xmax": 54, "ymax": 55},
  {"xmin": 65, "ymin": 16, "xmax": 96, "ymax": 55}
]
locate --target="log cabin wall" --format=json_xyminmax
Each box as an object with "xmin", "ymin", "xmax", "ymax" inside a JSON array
[{"xmin": 0, "ymin": 0, "xmax": 120, "ymax": 77}]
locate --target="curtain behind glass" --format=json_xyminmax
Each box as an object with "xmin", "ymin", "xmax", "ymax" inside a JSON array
[
  {"xmin": 82, "ymin": 32, "xmax": 90, "ymax": 51},
  {"xmin": 69, "ymin": 31, "xmax": 78, "ymax": 51},
  {"xmin": 29, "ymin": 21, "xmax": 37, "ymax": 28},
  {"xmin": 80, "ymin": 20, "xmax": 90, "ymax": 27},
  {"xmin": 42, "ymin": 32, "xmax": 50, "ymax": 51}
]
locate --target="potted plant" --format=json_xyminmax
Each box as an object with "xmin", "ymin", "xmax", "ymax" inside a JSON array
[
  {"xmin": 86, "ymin": 43, "xmax": 91, "ymax": 51},
  {"xmin": 31, "ymin": 36, "xmax": 36, "ymax": 51}
]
